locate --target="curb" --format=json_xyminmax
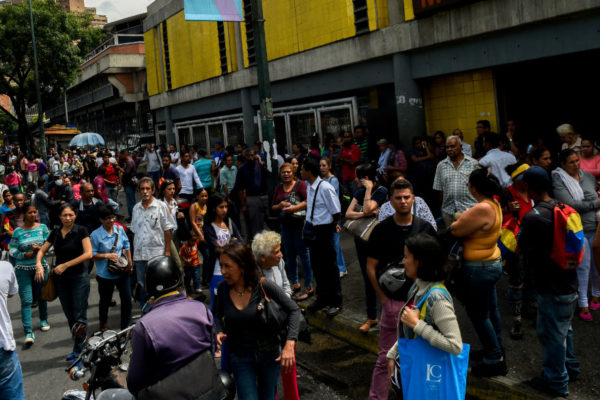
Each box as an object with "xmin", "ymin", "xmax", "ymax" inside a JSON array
[{"xmin": 300, "ymin": 303, "xmax": 549, "ymax": 400}]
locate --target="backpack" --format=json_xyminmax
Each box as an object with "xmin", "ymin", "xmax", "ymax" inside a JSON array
[{"xmin": 542, "ymin": 202, "xmax": 585, "ymax": 270}]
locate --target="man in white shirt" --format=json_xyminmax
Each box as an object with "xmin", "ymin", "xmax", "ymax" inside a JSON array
[
  {"xmin": 301, "ymin": 158, "xmax": 343, "ymax": 317},
  {"xmin": 175, "ymin": 152, "xmax": 202, "ymax": 203},
  {"xmin": 130, "ymin": 178, "xmax": 176, "ymax": 305},
  {"xmin": 169, "ymin": 144, "xmax": 180, "ymax": 168},
  {"xmin": 453, "ymin": 129, "xmax": 472, "ymax": 157},
  {"xmin": 479, "ymin": 132, "xmax": 517, "ymax": 188},
  {"xmin": 0, "ymin": 260, "xmax": 25, "ymax": 399},
  {"xmin": 142, "ymin": 144, "xmax": 162, "ymax": 188}
]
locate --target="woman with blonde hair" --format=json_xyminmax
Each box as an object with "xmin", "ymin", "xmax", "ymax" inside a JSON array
[{"xmin": 252, "ymin": 230, "xmax": 298, "ymax": 400}]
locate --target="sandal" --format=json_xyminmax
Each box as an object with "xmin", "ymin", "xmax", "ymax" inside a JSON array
[{"xmin": 293, "ymin": 287, "xmax": 314, "ymax": 302}]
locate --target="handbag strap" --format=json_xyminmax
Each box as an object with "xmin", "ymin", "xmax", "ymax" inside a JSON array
[
  {"xmin": 310, "ymin": 180, "xmax": 323, "ymax": 221},
  {"xmin": 109, "ymin": 230, "xmax": 119, "ymax": 253},
  {"xmin": 288, "ymin": 180, "xmax": 300, "ymax": 203},
  {"xmin": 258, "ymin": 277, "xmax": 271, "ymax": 302}
]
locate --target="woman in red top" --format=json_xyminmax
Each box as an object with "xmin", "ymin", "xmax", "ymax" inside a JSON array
[{"xmin": 271, "ymin": 163, "xmax": 313, "ymax": 301}]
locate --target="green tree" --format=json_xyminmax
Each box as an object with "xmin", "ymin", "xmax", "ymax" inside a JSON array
[
  {"xmin": 0, "ymin": 0, "xmax": 105, "ymax": 151},
  {"xmin": 0, "ymin": 111, "xmax": 18, "ymax": 139}
]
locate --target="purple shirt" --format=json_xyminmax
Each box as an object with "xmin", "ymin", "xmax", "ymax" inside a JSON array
[{"xmin": 127, "ymin": 293, "xmax": 214, "ymax": 395}]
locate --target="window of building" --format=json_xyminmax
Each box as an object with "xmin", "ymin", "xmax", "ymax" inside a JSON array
[
  {"xmin": 242, "ymin": 0, "xmax": 256, "ymax": 67},
  {"xmin": 353, "ymin": 0, "xmax": 369, "ymax": 35},
  {"xmin": 161, "ymin": 21, "xmax": 172, "ymax": 91}
]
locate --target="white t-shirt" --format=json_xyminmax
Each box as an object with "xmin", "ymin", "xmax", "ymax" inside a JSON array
[
  {"xmin": 212, "ymin": 223, "xmax": 231, "ymax": 276},
  {"xmin": 0, "ymin": 261, "xmax": 18, "ymax": 351}
]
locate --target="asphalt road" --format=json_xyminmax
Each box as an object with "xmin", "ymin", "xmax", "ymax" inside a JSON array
[{"xmin": 8, "ymin": 274, "xmax": 365, "ymax": 400}]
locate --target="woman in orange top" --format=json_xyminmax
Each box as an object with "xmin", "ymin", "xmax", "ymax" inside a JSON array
[
  {"xmin": 189, "ymin": 188, "xmax": 210, "ymax": 285},
  {"xmin": 451, "ymin": 168, "xmax": 505, "ymax": 378}
]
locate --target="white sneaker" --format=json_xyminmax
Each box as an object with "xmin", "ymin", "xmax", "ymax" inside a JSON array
[{"xmin": 339, "ymin": 271, "xmax": 348, "ymax": 278}]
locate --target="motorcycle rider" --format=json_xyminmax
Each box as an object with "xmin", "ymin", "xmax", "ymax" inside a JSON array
[{"xmin": 102, "ymin": 255, "xmax": 214, "ymax": 399}]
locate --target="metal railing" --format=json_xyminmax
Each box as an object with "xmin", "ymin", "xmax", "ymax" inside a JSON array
[{"xmin": 82, "ymin": 34, "xmax": 144, "ymax": 64}]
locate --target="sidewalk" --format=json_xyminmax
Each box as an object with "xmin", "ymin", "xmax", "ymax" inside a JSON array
[{"xmin": 295, "ymin": 231, "xmax": 599, "ymax": 400}]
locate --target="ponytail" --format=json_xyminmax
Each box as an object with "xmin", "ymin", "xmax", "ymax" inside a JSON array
[{"xmin": 468, "ymin": 168, "xmax": 503, "ymax": 199}]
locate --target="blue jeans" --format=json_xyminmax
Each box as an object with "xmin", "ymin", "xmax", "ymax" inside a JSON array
[
  {"xmin": 576, "ymin": 233, "xmax": 599, "ymax": 308},
  {"xmin": 334, "ymin": 231, "xmax": 346, "ymax": 273},
  {"xmin": 463, "ymin": 258, "xmax": 503, "ymax": 363},
  {"xmin": 184, "ymin": 265, "xmax": 201, "ymax": 292},
  {"xmin": 124, "ymin": 184, "xmax": 136, "ymax": 219},
  {"xmin": 15, "ymin": 267, "xmax": 48, "ymax": 334},
  {"xmin": 106, "ymin": 184, "xmax": 118, "ymax": 203},
  {"xmin": 135, "ymin": 261, "xmax": 148, "ymax": 305},
  {"xmin": 536, "ymin": 292, "xmax": 579, "ymax": 395},
  {"xmin": 210, "ymin": 274, "xmax": 225, "ymax": 311},
  {"xmin": 0, "ymin": 350, "xmax": 24, "ymax": 400},
  {"xmin": 280, "ymin": 223, "xmax": 313, "ymax": 287},
  {"xmin": 54, "ymin": 271, "xmax": 90, "ymax": 354},
  {"xmin": 230, "ymin": 351, "xmax": 281, "ymax": 400}
]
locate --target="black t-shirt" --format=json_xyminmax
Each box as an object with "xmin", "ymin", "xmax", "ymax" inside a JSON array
[
  {"xmin": 367, "ymin": 215, "xmax": 436, "ymax": 301},
  {"xmin": 47, "ymin": 224, "xmax": 90, "ymax": 276},
  {"xmin": 73, "ymin": 199, "xmax": 104, "ymax": 233},
  {"xmin": 353, "ymin": 186, "xmax": 388, "ymax": 207},
  {"xmin": 518, "ymin": 200, "xmax": 578, "ymax": 295}
]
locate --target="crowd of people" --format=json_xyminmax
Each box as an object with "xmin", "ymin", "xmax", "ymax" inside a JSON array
[{"xmin": 0, "ymin": 119, "xmax": 599, "ymax": 399}]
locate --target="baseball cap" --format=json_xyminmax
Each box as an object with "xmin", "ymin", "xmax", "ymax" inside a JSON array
[{"xmin": 522, "ymin": 166, "xmax": 549, "ymax": 192}]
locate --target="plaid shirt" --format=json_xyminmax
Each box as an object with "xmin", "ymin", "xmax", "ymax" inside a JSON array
[{"xmin": 433, "ymin": 155, "xmax": 479, "ymax": 215}]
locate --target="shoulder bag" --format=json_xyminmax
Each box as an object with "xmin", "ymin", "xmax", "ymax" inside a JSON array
[
  {"xmin": 41, "ymin": 232, "xmax": 58, "ymax": 302},
  {"xmin": 257, "ymin": 277, "xmax": 311, "ymax": 345},
  {"xmin": 107, "ymin": 230, "xmax": 130, "ymax": 275},
  {"xmin": 343, "ymin": 187, "xmax": 384, "ymax": 242},
  {"xmin": 302, "ymin": 181, "xmax": 323, "ymax": 244}
]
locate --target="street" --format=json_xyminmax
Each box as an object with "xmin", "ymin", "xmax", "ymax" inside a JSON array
[{"xmin": 7, "ymin": 274, "xmax": 370, "ymax": 400}]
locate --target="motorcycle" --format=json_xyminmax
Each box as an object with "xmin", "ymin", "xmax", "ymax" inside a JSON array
[
  {"xmin": 62, "ymin": 325, "xmax": 134, "ymax": 400},
  {"xmin": 62, "ymin": 323, "xmax": 236, "ymax": 400}
]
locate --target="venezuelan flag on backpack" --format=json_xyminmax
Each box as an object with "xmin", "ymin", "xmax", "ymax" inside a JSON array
[{"xmin": 551, "ymin": 203, "xmax": 585, "ymax": 270}]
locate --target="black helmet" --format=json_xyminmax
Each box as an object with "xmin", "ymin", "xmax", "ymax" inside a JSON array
[
  {"xmin": 378, "ymin": 266, "xmax": 406, "ymax": 299},
  {"xmin": 145, "ymin": 256, "xmax": 182, "ymax": 299}
]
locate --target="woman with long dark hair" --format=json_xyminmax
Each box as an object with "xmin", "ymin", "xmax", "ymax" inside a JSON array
[
  {"xmin": 214, "ymin": 242, "xmax": 300, "ymax": 400},
  {"xmin": 451, "ymin": 168, "xmax": 505, "ymax": 377},
  {"xmin": 345, "ymin": 163, "xmax": 388, "ymax": 332},
  {"xmin": 35, "ymin": 203, "xmax": 92, "ymax": 360},
  {"xmin": 203, "ymin": 192, "xmax": 242, "ymax": 308}
]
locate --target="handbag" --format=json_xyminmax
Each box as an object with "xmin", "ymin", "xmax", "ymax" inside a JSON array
[
  {"xmin": 343, "ymin": 187, "xmax": 383, "ymax": 242},
  {"xmin": 302, "ymin": 180, "xmax": 323, "ymax": 244},
  {"xmin": 107, "ymin": 230, "xmax": 130, "ymax": 275},
  {"xmin": 41, "ymin": 269, "xmax": 57, "ymax": 302},
  {"xmin": 257, "ymin": 277, "xmax": 311, "ymax": 345}
]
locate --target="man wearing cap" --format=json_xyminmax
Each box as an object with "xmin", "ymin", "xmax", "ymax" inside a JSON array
[
  {"xmin": 503, "ymin": 163, "xmax": 534, "ymax": 340},
  {"xmin": 519, "ymin": 166, "xmax": 579, "ymax": 398},
  {"xmin": 376, "ymin": 139, "xmax": 391, "ymax": 175}
]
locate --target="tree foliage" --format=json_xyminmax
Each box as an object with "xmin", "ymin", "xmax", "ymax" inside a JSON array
[{"xmin": 0, "ymin": 0, "xmax": 106, "ymax": 151}]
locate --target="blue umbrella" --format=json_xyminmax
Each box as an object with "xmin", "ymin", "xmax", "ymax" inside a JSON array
[{"xmin": 69, "ymin": 132, "xmax": 105, "ymax": 147}]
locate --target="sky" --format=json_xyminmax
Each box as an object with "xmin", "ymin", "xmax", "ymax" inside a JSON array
[{"xmin": 85, "ymin": 0, "xmax": 154, "ymax": 22}]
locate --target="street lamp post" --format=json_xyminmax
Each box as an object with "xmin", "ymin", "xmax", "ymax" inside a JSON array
[
  {"xmin": 28, "ymin": 0, "xmax": 47, "ymax": 160},
  {"xmin": 249, "ymin": 0, "xmax": 278, "ymax": 190}
]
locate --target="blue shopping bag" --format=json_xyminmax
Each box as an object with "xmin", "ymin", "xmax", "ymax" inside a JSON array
[{"xmin": 397, "ymin": 337, "xmax": 470, "ymax": 400}]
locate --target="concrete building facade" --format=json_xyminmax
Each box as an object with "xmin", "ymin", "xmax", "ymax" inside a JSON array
[
  {"xmin": 142, "ymin": 0, "xmax": 600, "ymax": 155},
  {"xmin": 47, "ymin": 14, "xmax": 150, "ymax": 150}
]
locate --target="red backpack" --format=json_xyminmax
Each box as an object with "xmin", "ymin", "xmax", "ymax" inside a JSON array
[{"xmin": 547, "ymin": 203, "xmax": 585, "ymax": 270}]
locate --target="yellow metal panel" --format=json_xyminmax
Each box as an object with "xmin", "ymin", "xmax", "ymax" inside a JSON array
[
  {"xmin": 225, "ymin": 22, "xmax": 238, "ymax": 73},
  {"xmin": 376, "ymin": 0, "xmax": 389, "ymax": 28},
  {"xmin": 263, "ymin": 0, "xmax": 299, "ymax": 59},
  {"xmin": 423, "ymin": 69, "xmax": 498, "ymax": 146},
  {"xmin": 143, "ymin": 29, "xmax": 162, "ymax": 96},
  {"xmin": 404, "ymin": 0, "xmax": 415, "ymax": 21},
  {"xmin": 166, "ymin": 11, "xmax": 222, "ymax": 89},
  {"xmin": 240, "ymin": 19, "xmax": 249, "ymax": 68}
]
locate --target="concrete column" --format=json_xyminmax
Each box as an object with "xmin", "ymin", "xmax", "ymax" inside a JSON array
[
  {"xmin": 165, "ymin": 106, "xmax": 176, "ymax": 146},
  {"xmin": 240, "ymin": 88, "xmax": 255, "ymax": 144},
  {"xmin": 393, "ymin": 53, "xmax": 425, "ymax": 147}
]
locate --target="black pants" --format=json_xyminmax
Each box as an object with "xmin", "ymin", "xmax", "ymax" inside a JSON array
[
  {"xmin": 97, "ymin": 275, "xmax": 132, "ymax": 330},
  {"xmin": 307, "ymin": 223, "xmax": 342, "ymax": 308}
]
